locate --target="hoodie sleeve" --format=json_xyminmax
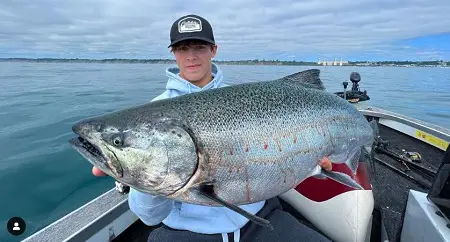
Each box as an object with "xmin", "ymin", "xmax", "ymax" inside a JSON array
[{"xmin": 128, "ymin": 187, "xmax": 174, "ymax": 226}]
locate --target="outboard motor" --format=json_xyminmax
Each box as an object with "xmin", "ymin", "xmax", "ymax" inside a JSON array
[
  {"xmin": 350, "ymin": 72, "xmax": 361, "ymax": 92},
  {"xmin": 333, "ymin": 71, "xmax": 370, "ymax": 103}
]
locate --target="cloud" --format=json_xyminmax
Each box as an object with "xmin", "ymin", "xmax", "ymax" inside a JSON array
[{"xmin": 0, "ymin": 0, "xmax": 449, "ymax": 60}]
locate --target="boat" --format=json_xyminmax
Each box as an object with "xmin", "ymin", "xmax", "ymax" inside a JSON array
[{"xmin": 21, "ymin": 72, "xmax": 450, "ymax": 242}]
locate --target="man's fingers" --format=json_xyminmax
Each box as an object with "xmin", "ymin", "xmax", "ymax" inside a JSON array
[
  {"xmin": 319, "ymin": 157, "xmax": 333, "ymax": 171},
  {"xmin": 92, "ymin": 166, "xmax": 107, "ymax": 176}
]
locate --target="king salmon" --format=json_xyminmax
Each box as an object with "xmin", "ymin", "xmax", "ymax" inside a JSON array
[{"xmin": 69, "ymin": 69, "xmax": 378, "ymax": 229}]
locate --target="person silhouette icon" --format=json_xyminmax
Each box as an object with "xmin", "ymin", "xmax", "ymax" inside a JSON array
[
  {"xmin": 7, "ymin": 217, "xmax": 26, "ymax": 235},
  {"xmin": 13, "ymin": 222, "xmax": 20, "ymax": 231}
]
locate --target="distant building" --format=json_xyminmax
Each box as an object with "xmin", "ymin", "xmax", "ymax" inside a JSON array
[{"xmin": 317, "ymin": 58, "xmax": 349, "ymax": 66}]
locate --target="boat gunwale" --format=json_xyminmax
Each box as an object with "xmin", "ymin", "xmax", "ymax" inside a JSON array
[
  {"xmin": 22, "ymin": 187, "xmax": 132, "ymax": 242},
  {"xmin": 359, "ymin": 106, "xmax": 450, "ymax": 142}
]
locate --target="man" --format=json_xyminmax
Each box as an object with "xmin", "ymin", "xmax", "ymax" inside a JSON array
[{"xmin": 93, "ymin": 14, "xmax": 332, "ymax": 242}]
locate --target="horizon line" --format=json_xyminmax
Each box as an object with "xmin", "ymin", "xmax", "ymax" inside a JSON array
[{"xmin": 0, "ymin": 57, "xmax": 448, "ymax": 63}]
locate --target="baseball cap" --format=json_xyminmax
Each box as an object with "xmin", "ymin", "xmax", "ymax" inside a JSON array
[{"xmin": 168, "ymin": 14, "xmax": 215, "ymax": 48}]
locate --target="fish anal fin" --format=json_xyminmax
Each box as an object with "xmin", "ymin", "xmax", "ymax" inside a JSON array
[
  {"xmin": 276, "ymin": 69, "xmax": 325, "ymax": 90},
  {"xmin": 314, "ymin": 169, "xmax": 364, "ymax": 190},
  {"xmin": 198, "ymin": 185, "xmax": 274, "ymax": 230}
]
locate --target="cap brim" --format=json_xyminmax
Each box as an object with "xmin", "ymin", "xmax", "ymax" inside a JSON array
[{"xmin": 168, "ymin": 37, "xmax": 215, "ymax": 48}]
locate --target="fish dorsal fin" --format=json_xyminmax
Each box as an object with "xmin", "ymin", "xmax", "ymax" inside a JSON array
[{"xmin": 276, "ymin": 69, "xmax": 325, "ymax": 90}]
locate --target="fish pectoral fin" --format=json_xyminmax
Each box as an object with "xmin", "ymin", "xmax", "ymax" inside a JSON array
[
  {"xmin": 313, "ymin": 170, "xmax": 364, "ymax": 190},
  {"xmin": 198, "ymin": 184, "xmax": 274, "ymax": 230}
]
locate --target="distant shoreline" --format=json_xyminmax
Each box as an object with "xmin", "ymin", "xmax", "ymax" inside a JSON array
[{"xmin": 0, "ymin": 58, "xmax": 448, "ymax": 67}]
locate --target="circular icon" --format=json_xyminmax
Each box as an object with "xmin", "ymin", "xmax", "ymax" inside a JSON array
[{"xmin": 7, "ymin": 217, "xmax": 26, "ymax": 236}]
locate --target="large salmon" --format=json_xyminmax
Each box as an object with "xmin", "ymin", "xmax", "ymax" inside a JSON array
[{"xmin": 69, "ymin": 69, "xmax": 377, "ymax": 229}]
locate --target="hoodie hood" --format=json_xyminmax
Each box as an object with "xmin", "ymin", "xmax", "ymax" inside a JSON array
[{"xmin": 165, "ymin": 63, "xmax": 226, "ymax": 96}]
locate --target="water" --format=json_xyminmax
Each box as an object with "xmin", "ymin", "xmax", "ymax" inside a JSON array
[{"xmin": 0, "ymin": 62, "xmax": 449, "ymax": 241}]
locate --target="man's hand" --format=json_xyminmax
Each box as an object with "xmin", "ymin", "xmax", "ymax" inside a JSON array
[
  {"xmin": 92, "ymin": 166, "xmax": 129, "ymax": 194},
  {"xmin": 92, "ymin": 166, "xmax": 107, "ymax": 176},
  {"xmin": 319, "ymin": 157, "xmax": 333, "ymax": 171}
]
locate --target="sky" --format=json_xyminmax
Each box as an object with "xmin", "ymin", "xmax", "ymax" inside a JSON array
[{"xmin": 0, "ymin": 0, "xmax": 449, "ymax": 61}]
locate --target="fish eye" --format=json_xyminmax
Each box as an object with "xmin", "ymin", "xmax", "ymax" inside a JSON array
[{"xmin": 112, "ymin": 134, "xmax": 124, "ymax": 146}]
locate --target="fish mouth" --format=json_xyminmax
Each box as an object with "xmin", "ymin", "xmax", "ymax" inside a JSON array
[
  {"xmin": 69, "ymin": 135, "xmax": 125, "ymax": 178},
  {"xmin": 70, "ymin": 135, "xmax": 124, "ymax": 178},
  {"xmin": 70, "ymin": 136, "xmax": 109, "ymax": 166}
]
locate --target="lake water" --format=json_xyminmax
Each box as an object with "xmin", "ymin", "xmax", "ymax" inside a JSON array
[{"xmin": 0, "ymin": 62, "xmax": 449, "ymax": 241}]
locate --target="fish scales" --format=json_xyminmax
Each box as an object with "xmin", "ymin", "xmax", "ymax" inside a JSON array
[{"xmin": 154, "ymin": 81, "xmax": 367, "ymax": 205}]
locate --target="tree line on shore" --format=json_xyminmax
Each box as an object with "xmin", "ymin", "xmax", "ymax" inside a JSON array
[{"xmin": 0, "ymin": 58, "xmax": 447, "ymax": 66}]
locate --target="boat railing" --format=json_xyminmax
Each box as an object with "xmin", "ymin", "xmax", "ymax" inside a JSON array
[{"xmin": 22, "ymin": 187, "xmax": 136, "ymax": 242}]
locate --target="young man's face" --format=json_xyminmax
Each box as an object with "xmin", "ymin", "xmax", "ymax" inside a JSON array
[{"xmin": 172, "ymin": 40, "xmax": 217, "ymax": 86}]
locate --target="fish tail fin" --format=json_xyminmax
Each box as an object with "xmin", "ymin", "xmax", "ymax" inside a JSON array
[
  {"xmin": 362, "ymin": 119, "xmax": 380, "ymax": 165},
  {"xmin": 327, "ymin": 119, "xmax": 379, "ymax": 175},
  {"xmin": 328, "ymin": 147, "xmax": 361, "ymax": 175},
  {"xmin": 369, "ymin": 119, "xmax": 380, "ymax": 140},
  {"xmin": 363, "ymin": 119, "xmax": 380, "ymax": 177},
  {"xmin": 346, "ymin": 148, "xmax": 361, "ymax": 175}
]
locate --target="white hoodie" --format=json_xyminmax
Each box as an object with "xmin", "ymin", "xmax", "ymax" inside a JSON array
[{"xmin": 128, "ymin": 63, "xmax": 265, "ymax": 242}]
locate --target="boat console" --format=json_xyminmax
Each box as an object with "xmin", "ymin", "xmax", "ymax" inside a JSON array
[{"xmin": 334, "ymin": 72, "xmax": 370, "ymax": 103}]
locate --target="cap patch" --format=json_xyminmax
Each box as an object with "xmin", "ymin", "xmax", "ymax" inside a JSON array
[{"xmin": 178, "ymin": 17, "xmax": 202, "ymax": 33}]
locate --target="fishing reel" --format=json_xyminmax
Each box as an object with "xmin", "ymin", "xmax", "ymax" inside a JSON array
[
  {"xmin": 402, "ymin": 150, "xmax": 422, "ymax": 163},
  {"xmin": 115, "ymin": 181, "xmax": 130, "ymax": 195}
]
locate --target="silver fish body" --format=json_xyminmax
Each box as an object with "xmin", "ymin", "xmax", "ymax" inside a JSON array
[{"xmin": 70, "ymin": 69, "xmax": 375, "ymax": 207}]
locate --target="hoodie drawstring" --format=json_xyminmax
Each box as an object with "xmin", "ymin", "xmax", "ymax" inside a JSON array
[
  {"xmin": 220, "ymin": 230, "xmax": 240, "ymax": 242},
  {"xmin": 234, "ymin": 230, "xmax": 240, "ymax": 242},
  {"xmin": 221, "ymin": 233, "xmax": 229, "ymax": 242}
]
